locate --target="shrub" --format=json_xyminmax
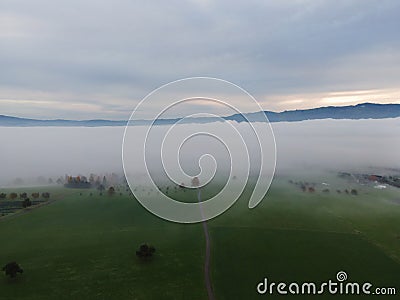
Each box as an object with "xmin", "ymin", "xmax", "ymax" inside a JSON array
[
  {"xmin": 22, "ymin": 198, "xmax": 32, "ymax": 208},
  {"xmin": 136, "ymin": 243, "xmax": 156, "ymax": 260},
  {"xmin": 2, "ymin": 262, "xmax": 23, "ymax": 278}
]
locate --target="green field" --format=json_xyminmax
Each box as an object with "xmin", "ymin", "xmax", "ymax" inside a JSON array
[{"xmin": 1, "ymin": 176, "xmax": 399, "ymax": 299}]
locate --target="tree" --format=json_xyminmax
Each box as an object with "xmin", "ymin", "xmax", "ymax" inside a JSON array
[
  {"xmin": 22, "ymin": 198, "xmax": 32, "ymax": 208},
  {"xmin": 9, "ymin": 193, "xmax": 17, "ymax": 200},
  {"xmin": 136, "ymin": 243, "xmax": 156, "ymax": 260},
  {"xmin": 31, "ymin": 193, "xmax": 40, "ymax": 199},
  {"xmin": 108, "ymin": 186, "xmax": 115, "ymax": 196},
  {"xmin": 2, "ymin": 262, "xmax": 23, "ymax": 278},
  {"xmin": 191, "ymin": 177, "xmax": 200, "ymax": 187},
  {"xmin": 19, "ymin": 192, "xmax": 27, "ymax": 199},
  {"xmin": 42, "ymin": 192, "xmax": 50, "ymax": 199},
  {"xmin": 0, "ymin": 193, "xmax": 6, "ymax": 199},
  {"xmin": 95, "ymin": 176, "xmax": 101, "ymax": 187},
  {"xmin": 89, "ymin": 174, "xmax": 95, "ymax": 185},
  {"xmin": 351, "ymin": 189, "xmax": 358, "ymax": 195}
]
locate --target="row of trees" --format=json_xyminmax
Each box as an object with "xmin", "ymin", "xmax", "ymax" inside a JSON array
[
  {"xmin": 288, "ymin": 180, "xmax": 359, "ymax": 195},
  {"xmin": 63, "ymin": 173, "xmax": 122, "ymax": 188},
  {"xmin": 0, "ymin": 192, "xmax": 50, "ymax": 200}
]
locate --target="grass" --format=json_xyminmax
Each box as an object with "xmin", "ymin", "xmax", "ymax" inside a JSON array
[
  {"xmin": 208, "ymin": 177, "xmax": 400, "ymax": 299},
  {"xmin": 0, "ymin": 188, "xmax": 206, "ymax": 300},
  {"xmin": 211, "ymin": 228, "xmax": 400, "ymax": 300},
  {"xmin": 0, "ymin": 175, "xmax": 399, "ymax": 299}
]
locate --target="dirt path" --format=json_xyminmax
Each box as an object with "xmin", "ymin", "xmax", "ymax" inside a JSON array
[{"xmin": 197, "ymin": 189, "xmax": 215, "ymax": 300}]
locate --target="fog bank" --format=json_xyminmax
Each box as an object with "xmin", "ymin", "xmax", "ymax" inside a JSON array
[{"xmin": 0, "ymin": 118, "xmax": 399, "ymax": 186}]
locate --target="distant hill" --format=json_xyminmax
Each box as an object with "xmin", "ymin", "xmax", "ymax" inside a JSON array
[
  {"xmin": 225, "ymin": 103, "xmax": 400, "ymax": 123},
  {"xmin": 1, "ymin": 103, "xmax": 399, "ymax": 127},
  {"xmin": 0, "ymin": 115, "xmax": 127, "ymax": 127}
]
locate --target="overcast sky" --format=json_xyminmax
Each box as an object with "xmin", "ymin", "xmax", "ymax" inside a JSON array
[{"xmin": 1, "ymin": 0, "xmax": 400, "ymax": 119}]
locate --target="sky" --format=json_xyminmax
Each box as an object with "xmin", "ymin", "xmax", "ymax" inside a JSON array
[{"xmin": 1, "ymin": 0, "xmax": 400, "ymax": 120}]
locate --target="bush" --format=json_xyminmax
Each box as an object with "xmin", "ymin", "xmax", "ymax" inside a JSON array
[
  {"xmin": 22, "ymin": 198, "xmax": 32, "ymax": 208},
  {"xmin": 2, "ymin": 262, "xmax": 23, "ymax": 278},
  {"xmin": 136, "ymin": 243, "xmax": 156, "ymax": 260}
]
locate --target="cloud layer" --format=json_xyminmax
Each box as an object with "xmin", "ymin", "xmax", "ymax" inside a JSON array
[{"xmin": 1, "ymin": 118, "xmax": 399, "ymax": 186}]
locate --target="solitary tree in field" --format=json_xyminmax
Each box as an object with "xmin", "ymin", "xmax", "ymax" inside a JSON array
[
  {"xmin": 2, "ymin": 262, "xmax": 23, "ymax": 278},
  {"xmin": 136, "ymin": 243, "xmax": 156, "ymax": 260}
]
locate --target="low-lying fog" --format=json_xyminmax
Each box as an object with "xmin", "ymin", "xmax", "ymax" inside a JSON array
[{"xmin": 0, "ymin": 118, "xmax": 399, "ymax": 186}]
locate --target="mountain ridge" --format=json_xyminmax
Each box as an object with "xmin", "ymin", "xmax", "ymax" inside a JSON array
[{"xmin": 1, "ymin": 103, "xmax": 399, "ymax": 127}]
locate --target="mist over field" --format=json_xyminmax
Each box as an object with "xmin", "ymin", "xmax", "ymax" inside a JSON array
[{"xmin": 0, "ymin": 118, "xmax": 399, "ymax": 186}]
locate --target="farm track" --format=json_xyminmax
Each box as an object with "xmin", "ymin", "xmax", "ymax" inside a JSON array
[{"xmin": 197, "ymin": 189, "xmax": 214, "ymax": 300}]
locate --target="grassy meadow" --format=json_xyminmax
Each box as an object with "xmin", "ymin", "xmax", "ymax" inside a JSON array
[{"xmin": 0, "ymin": 174, "xmax": 399, "ymax": 299}]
